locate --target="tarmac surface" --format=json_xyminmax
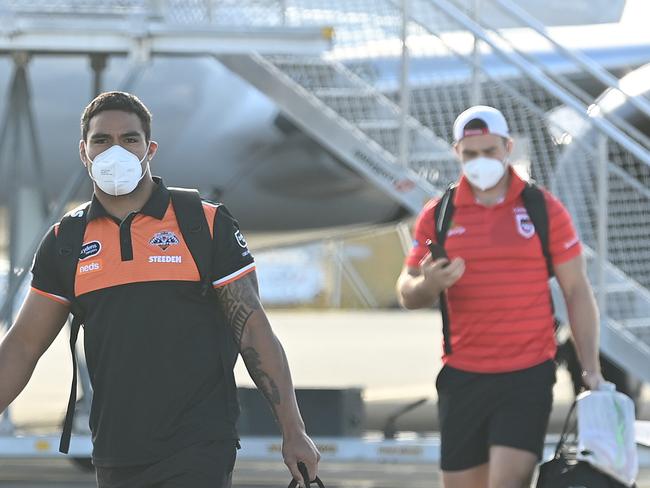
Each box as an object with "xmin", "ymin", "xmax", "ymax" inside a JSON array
[
  {"xmin": 2, "ymin": 310, "xmax": 649, "ymax": 487},
  {"xmin": 0, "ymin": 458, "xmax": 648, "ymax": 488}
]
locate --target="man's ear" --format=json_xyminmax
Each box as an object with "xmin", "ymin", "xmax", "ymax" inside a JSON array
[
  {"xmin": 453, "ymin": 141, "xmax": 461, "ymax": 159},
  {"xmin": 147, "ymin": 140, "xmax": 159, "ymax": 161},
  {"xmin": 79, "ymin": 140, "xmax": 89, "ymax": 168}
]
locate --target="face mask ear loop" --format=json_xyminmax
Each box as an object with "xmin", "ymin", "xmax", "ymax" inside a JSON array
[
  {"xmin": 85, "ymin": 145, "xmax": 98, "ymax": 184},
  {"xmin": 137, "ymin": 142, "xmax": 152, "ymax": 185}
]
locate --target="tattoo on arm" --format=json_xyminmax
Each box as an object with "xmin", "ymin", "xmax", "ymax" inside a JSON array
[
  {"xmin": 242, "ymin": 346, "xmax": 281, "ymax": 407},
  {"xmin": 217, "ymin": 273, "xmax": 282, "ymax": 410},
  {"xmin": 215, "ymin": 273, "xmax": 261, "ymax": 345}
]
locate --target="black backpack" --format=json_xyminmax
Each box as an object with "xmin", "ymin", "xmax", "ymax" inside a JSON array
[
  {"xmin": 53, "ymin": 188, "xmax": 238, "ymax": 454},
  {"xmin": 433, "ymin": 181, "xmax": 553, "ymax": 355}
]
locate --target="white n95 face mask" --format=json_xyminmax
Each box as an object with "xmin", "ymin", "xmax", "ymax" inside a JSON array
[
  {"xmin": 87, "ymin": 144, "xmax": 149, "ymax": 196},
  {"xmin": 462, "ymin": 156, "xmax": 506, "ymax": 191}
]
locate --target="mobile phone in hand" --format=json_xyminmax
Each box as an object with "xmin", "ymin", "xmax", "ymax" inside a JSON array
[{"xmin": 426, "ymin": 239, "xmax": 449, "ymax": 266}]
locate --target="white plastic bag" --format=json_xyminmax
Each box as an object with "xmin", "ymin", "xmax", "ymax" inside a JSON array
[{"xmin": 575, "ymin": 382, "xmax": 638, "ymax": 487}]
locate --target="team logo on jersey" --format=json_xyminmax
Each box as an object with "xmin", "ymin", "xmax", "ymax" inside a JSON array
[
  {"xmin": 79, "ymin": 260, "xmax": 102, "ymax": 274},
  {"xmin": 234, "ymin": 230, "xmax": 248, "ymax": 248},
  {"xmin": 79, "ymin": 241, "xmax": 101, "ymax": 260},
  {"xmin": 149, "ymin": 231, "xmax": 180, "ymax": 251},
  {"xmin": 514, "ymin": 208, "xmax": 535, "ymax": 239},
  {"xmin": 448, "ymin": 225, "xmax": 466, "ymax": 237}
]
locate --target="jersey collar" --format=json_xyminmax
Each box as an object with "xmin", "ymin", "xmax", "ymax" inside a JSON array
[
  {"xmin": 453, "ymin": 166, "xmax": 526, "ymax": 207},
  {"xmin": 87, "ymin": 176, "xmax": 170, "ymax": 221}
]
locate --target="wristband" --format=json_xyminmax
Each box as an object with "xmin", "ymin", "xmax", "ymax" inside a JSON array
[{"xmin": 581, "ymin": 370, "xmax": 600, "ymax": 377}]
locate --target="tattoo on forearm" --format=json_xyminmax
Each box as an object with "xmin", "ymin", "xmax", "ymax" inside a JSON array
[
  {"xmin": 241, "ymin": 346, "xmax": 281, "ymax": 407},
  {"xmin": 216, "ymin": 273, "xmax": 261, "ymax": 345}
]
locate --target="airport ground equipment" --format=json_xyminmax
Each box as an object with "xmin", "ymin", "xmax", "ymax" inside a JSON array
[{"xmin": 238, "ymin": 388, "xmax": 365, "ymax": 438}]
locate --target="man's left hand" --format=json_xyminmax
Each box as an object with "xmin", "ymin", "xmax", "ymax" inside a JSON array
[
  {"xmin": 582, "ymin": 370, "xmax": 605, "ymax": 390},
  {"xmin": 282, "ymin": 431, "xmax": 320, "ymax": 487}
]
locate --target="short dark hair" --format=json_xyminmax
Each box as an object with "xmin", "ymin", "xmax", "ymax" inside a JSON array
[
  {"xmin": 81, "ymin": 91, "xmax": 152, "ymax": 141},
  {"xmin": 463, "ymin": 118, "xmax": 488, "ymax": 131},
  {"xmin": 461, "ymin": 118, "xmax": 509, "ymax": 146}
]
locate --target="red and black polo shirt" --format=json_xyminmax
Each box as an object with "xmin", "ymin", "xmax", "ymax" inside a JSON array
[
  {"xmin": 30, "ymin": 178, "xmax": 254, "ymax": 467},
  {"xmin": 406, "ymin": 169, "xmax": 582, "ymax": 373}
]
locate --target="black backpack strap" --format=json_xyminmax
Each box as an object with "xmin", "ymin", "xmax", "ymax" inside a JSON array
[
  {"xmin": 433, "ymin": 184, "xmax": 456, "ymax": 355},
  {"xmin": 168, "ymin": 188, "xmax": 214, "ymax": 296},
  {"xmin": 521, "ymin": 182, "xmax": 562, "ymax": 333},
  {"xmin": 168, "ymin": 188, "xmax": 241, "ymax": 426},
  {"xmin": 433, "ymin": 184, "xmax": 457, "ymax": 247},
  {"xmin": 54, "ymin": 203, "xmax": 90, "ymax": 454},
  {"xmin": 60, "ymin": 314, "xmax": 83, "ymax": 454},
  {"xmin": 521, "ymin": 182, "xmax": 553, "ymax": 278}
]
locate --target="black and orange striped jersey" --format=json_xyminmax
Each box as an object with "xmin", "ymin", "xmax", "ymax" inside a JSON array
[
  {"xmin": 406, "ymin": 169, "xmax": 582, "ymax": 374},
  {"xmin": 30, "ymin": 178, "xmax": 254, "ymax": 467}
]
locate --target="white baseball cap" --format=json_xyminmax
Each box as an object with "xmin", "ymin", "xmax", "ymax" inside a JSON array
[{"xmin": 453, "ymin": 105, "xmax": 510, "ymax": 142}]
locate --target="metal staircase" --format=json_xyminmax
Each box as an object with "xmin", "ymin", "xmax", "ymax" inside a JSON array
[
  {"xmin": 218, "ymin": 53, "xmax": 456, "ymax": 213},
  {"xmin": 221, "ymin": 0, "xmax": 650, "ymax": 382}
]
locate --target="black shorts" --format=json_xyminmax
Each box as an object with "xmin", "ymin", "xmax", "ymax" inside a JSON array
[
  {"xmin": 95, "ymin": 440, "xmax": 237, "ymax": 488},
  {"xmin": 436, "ymin": 360, "xmax": 556, "ymax": 472}
]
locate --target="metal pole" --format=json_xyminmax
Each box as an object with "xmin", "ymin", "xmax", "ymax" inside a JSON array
[
  {"xmin": 280, "ymin": 0, "xmax": 287, "ymax": 25},
  {"xmin": 329, "ymin": 241, "xmax": 343, "ymax": 308},
  {"xmin": 596, "ymin": 134, "xmax": 608, "ymax": 322},
  {"xmin": 7, "ymin": 58, "xmax": 24, "ymax": 326},
  {"xmin": 396, "ymin": 222, "xmax": 413, "ymax": 256},
  {"xmin": 20, "ymin": 60, "xmax": 50, "ymax": 217},
  {"xmin": 470, "ymin": 0, "xmax": 482, "ymax": 106},
  {"xmin": 0, "ymin": 53, "xmax": 27, "ymax": 436},
  {"xmin": 398, "ymin": 0, "xmax": 411, "ymax": 167},
  {"xmin": 90, "ymin": 55, "xmax": 107, "ymax": 96},
  {"xmin": 205, "ymin": 0, "xmax": 213, "ymax": 23}
]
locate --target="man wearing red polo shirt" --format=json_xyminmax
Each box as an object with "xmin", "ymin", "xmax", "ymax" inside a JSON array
[{"xmin": 397, "ymin": 106, "xmax": 603, "ymax": 488}]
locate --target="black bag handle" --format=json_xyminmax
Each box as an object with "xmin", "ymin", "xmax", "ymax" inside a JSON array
[
  {"xmin": 555, "ymin": 399, "xmax": 578, "ymax": 459},
  {"xmin": 287, "ymin": 462, "xmax": 325, "ymax": 488}
]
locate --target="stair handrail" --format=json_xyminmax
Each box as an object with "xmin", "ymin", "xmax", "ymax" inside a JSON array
[
  {"xmin": 446, "ymin": 0, "xmax": 650, "ymax": 149},
  {"xmin": 485, "ymin": 0, "xmax": 650, "ymax": 121},
  {"xmin": 420, "ymin": 20, "xmax": 650, "ymax": 202},
  {"xmin": 425, "ymin": 0, "xmax": 650, "ymax": 170}
]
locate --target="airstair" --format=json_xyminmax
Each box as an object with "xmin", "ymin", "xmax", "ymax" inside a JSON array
[
  {"xmin": 218, "ymin": 53, "xmax": 455, "ymax": 213},
  {"xmin": 218, "ymin": 0, "xmax": 650, "ymax": 383},
  {"xmin": 219, "ymin": 0, "xmax": 650, "ymax": 381}
]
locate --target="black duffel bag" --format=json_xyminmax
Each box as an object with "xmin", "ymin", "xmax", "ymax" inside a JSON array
[
  {"xmin": 288, "ymin": 462, "xmax": 325, "ymax": 488},
  {"xmin": 536, "ymin": 402, "xmax": 635, "ymax": 488}
]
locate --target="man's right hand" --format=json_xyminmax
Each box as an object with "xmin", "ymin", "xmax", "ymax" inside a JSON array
[
  {"xmin": 420, "ymin": 253, "xmax": 465, "ymax": 293},
  {"xmin": 0, "ymin": 290, "xmax": 69, "ymax": 413},
  {"xmin": 397, "ymin": 254, "xmax": 465, "ymax": 309}
]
